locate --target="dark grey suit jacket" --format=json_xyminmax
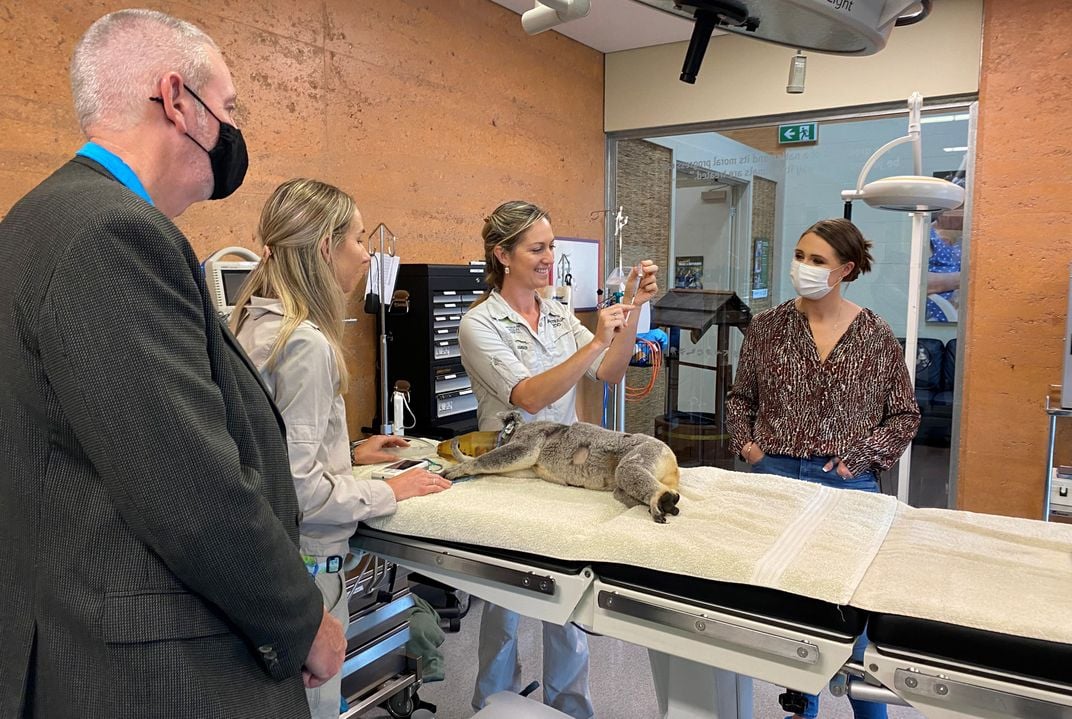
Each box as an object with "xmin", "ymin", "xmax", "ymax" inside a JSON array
[{"xmin": 0, "ymin": 157, "xmax": 324, "ymax": 718}]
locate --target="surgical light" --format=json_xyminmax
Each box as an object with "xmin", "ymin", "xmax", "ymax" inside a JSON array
[
  {"xmin": 631, "ymin": 0, "xmax": 932, "ymax": 83},
  {"xmin": 840, "ymin": 92, "xmax": 966, "ymax": 505},
  {"xmin": 521, "ymin": 0, "xmax": 591, "ymax": 35},
  {"xmin": 849, "ymin": 175, "xmax": 964, "ymax": 212},
  {"xmin": 840, "ymin": 94, "xmax": 965, "ymax": 214}
]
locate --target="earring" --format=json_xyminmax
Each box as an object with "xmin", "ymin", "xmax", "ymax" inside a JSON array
[{"xmin": 504, "ymin": 266, "xmax": 511, "ymax": 275}]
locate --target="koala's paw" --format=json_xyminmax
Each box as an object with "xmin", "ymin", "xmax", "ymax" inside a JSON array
[
  {"xmin": 652, "ymin": 511, "xmax": 668, "ymax": 524},
  {"xmin": 440, "ymin": 465, "xmax": 466, "ymax": 481},
  {"xmin": 657, "ymin": 489, "xmax": 681, "ymax": 518}
]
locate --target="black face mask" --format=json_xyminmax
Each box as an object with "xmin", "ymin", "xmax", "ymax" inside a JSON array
[{"xmin": 150, "ymin": 84, "xmax": 248, "ymax": 200}]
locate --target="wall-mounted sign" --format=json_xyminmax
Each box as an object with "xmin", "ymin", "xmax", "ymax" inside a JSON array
[{"xmin": 778, "ymin": 122, "xmax": 818, "ymax": 144}]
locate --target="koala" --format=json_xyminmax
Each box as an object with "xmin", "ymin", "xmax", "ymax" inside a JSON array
[{"xmin": 441, "ymin": 413, "xmax": 681, "ymax": 523}]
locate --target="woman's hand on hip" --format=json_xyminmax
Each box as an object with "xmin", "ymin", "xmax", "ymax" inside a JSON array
[
  {"xmin": 823, "ymin": 457, "xmax": 855, "ymax": 479},
  {"xmin": 594, "ymin": 302, "xmax": 635, "ymax": 345},
  {"xmin": 742, "ymin": 441, "xmax": 765, "ymax": 465},
  {"xmin": 386, "ymin": 468, "xmax": 452, "ymax": 502}
]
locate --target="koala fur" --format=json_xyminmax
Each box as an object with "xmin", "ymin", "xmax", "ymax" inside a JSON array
[{"xmin": 440, "ymin": 413, "xmax": 681, "ymax": 523}]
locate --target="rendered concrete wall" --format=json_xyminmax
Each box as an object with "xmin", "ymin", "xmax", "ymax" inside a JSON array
[
  {"xmin": 0, "ymin": 0, "xmax": 606, "ymax": 434},
  {"xmin": 957, "ymin": 0, "xmax": 1072, "ymax": 517}
]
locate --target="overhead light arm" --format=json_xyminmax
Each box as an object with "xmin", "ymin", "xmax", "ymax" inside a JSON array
[
  {"xmin": 521, "ymin": 0, "xmax": 591, "ymax": 35},
  {"xmin": 847, "ymin": 134, "xmax": 916, "ymax": 199},
  {"xmin": 838, "ymin": 92, "xmax": 966, "ymax": 506},
  {"xmin": 851, "ymin": 93, "xmax": 922, "ymax": 195},
  {"xmin": 841, "ymin": 93, "xmax": 962, "ymax": 212},
  {"xmin": 677, "ymin": 0, "xmax": 758, "ymax": 84}
]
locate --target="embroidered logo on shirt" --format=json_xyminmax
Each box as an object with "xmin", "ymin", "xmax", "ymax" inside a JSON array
[
  {"xmin": 502, "ymin": 321, "xmax": 531, "ymax": 352},
  {"xmin": 546, "ymin": 315, "xmax": 566, "ymax": 329}
]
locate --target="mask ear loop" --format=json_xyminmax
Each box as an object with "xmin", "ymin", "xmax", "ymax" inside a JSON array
[{"xmin": 832, "ymin": 262, "xmax": 853, "ymax": 293}]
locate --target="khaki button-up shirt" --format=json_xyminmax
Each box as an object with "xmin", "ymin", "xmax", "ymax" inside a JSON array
[
  {"xmin": 459, "ymin": 290, "xmax": 606, "ymax": 430},
  {"xmin": 236, "ymin": 297, "xmax": 395, "ymax": 558}
]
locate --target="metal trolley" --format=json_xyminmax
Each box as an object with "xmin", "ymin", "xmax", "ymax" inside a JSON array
[{"xmin": 340, "ymin": 554, "xmax": 428, "ymax": 718}]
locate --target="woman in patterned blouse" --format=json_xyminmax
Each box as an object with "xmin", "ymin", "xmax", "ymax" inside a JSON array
[{"xmin": 726, "ymin": 217, "xmax": 920, "ymax": 719}]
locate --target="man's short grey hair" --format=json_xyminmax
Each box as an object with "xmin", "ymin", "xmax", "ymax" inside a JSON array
[{"xmin": 70, "ymin": 9, "xmax": 220, "ymax": 133}]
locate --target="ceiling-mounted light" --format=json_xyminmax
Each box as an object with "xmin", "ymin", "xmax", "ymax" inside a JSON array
[
  {"xmin": 629, "ymin": 0, "xmax": 931, "ymax": 83},
  {"xmin": 786, "ymin": 50, "xmax": 806, "ymax": 93},
  {"xmin": 521, "ymin": 0, "xmax": 591, "ymax": 35}
]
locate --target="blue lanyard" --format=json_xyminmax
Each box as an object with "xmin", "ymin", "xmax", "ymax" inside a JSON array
[{"xmin": 75, "ymin": 142, "xmax": 154, "ymax": 206}]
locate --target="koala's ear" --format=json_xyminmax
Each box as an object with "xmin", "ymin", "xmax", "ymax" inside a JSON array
[
  {"xmin": 496, "ymin": 410, "xmax": 523, "ymax": 441},
  {"xmin": 497, "ymin": 410, "xmax": 523, "ymax": 425}
]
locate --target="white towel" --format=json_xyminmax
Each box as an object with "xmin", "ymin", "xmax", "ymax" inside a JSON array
[
  {"xmin": 852, "ymin": 504, "xmax": 1072, "ymax": 644},
  {"xmin": 360, "ymin": 460, "xmax": 897, "ymax": 606},
  {"xmin": 359, "ymin": 451, "xmax": 1072, "ymax": 641}
]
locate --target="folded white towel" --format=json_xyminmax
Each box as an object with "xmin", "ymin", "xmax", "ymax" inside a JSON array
[
  {"xmin": 852, "ymin": 504, "xmax": 1072, "ymax": 644},
  {"xmin": 361, "ymin": 461, "xmax": 897, "ymax": 607},
  {"xmin": 359, "ymin": 452, "xmax": 1072, "ymax": 643}
]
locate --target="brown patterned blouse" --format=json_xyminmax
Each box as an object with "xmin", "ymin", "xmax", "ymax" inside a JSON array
[{"xmin": 726, "ymin": 300, "xmax": 921, "ymax": 476}]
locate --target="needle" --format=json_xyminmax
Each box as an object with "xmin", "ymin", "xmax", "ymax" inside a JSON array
[{"xmin": 622, "ymin": 264, "xmax": 640, "ymax": 325}]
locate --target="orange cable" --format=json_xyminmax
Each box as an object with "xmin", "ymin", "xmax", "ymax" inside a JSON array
[{"xmin": 626, "ymin": 339, "xmax": 661, "ymax": 400}]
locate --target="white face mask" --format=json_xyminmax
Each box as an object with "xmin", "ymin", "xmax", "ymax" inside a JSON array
[{"xmin": 790, "ymin": 260, "xmax": 844, "ymax": 300}]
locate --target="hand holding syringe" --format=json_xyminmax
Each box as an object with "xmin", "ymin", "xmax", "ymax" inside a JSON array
[
  {"xmin": 599, "ymin": 260, "xmax": 660, "ymax": 333},
  {"xmin": 621, "ymin": 260, "xmax": 660, "ymax": 326}
]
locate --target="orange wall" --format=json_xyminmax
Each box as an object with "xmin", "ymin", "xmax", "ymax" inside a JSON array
[
  {"xmin": 958, "ymin": 0, "xmax": 1072, "ymax": 517},
  {"xmin": 0, "ymin": 0, "xmax": 606, "ymax": 434}
]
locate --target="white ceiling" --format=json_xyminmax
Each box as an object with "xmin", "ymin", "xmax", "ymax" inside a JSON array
[{"xmin": 488, "ymin": 0, "xmax": 696, "ymax": 53}]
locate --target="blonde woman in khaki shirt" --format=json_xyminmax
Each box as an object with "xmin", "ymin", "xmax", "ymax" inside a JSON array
[
  {"xmin": 461, "ymin": 200, "xmax": 659, "ymax": 719},
  {"xmin": 231, "ymin": 178, "xmax": 451, "ymax": 719}
]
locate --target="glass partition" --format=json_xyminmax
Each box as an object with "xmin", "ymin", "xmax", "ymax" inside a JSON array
[{"xmin": 609, "ymin": 102, "xmax": 974, "ymax": 508}]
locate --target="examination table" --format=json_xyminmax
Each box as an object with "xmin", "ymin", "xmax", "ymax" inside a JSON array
[{"xmin": 351, "ymin": 453, "xmax": 1072, "ymax": 719}]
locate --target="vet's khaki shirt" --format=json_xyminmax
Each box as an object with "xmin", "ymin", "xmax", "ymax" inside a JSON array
[
  {"xmin": 236, "ymin": 297, "xmax": 396, "ymax": 558},
  {"xmin": 459, "ymin": 290, "xmax": 606, "ymax": 430}
]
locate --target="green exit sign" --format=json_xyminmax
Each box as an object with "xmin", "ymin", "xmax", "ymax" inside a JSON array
[{"xmin": 778, "ymin": 122, "xmax": 818, "ymax": 144}]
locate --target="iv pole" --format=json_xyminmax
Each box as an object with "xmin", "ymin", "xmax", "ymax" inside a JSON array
[
  {"xmin": 369, "ymin": 223, "xmax": 398, "ymax": 436},
  {"xmin": 590, "ymin": 206, "xmax": 631, "ymax": 432},
  {"xmin": 613, "ymin": 207, "xmax": 629, "ymax": 432}
]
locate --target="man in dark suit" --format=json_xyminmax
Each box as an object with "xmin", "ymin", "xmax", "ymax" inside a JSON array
[{"xmin": 0, "ymin": 9, "xmax": 345, "ymax": 717}]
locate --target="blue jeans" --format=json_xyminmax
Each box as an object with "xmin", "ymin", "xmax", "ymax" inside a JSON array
[{"xmin": 752, "ymin": 454, "xmax": 887, "ymax": 719}]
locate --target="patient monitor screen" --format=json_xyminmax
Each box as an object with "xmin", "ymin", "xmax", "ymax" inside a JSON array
[{"xmin": 221, "ymin": 269, "xmax": 253, "ymax": 307}]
